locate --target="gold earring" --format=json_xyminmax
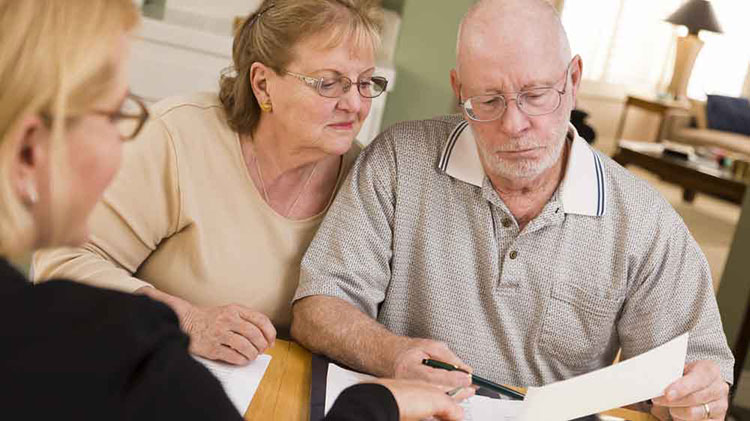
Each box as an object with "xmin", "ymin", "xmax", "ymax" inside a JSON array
[
  {"xmin": 259, "ymin": 101, "xmax": 273, "ymax": 112},
  {"xmin": 25, "ymin": 181, "xmax": 38, "ymax": 206}
]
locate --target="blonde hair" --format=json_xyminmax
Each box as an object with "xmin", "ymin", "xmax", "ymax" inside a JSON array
[
  {"xmin": 219, "ymin": 0, "xmax": 383, "ymax": 136},
  {"xmin": 0, "ymin": 0, "xmax": 139, "ymax": 257}
]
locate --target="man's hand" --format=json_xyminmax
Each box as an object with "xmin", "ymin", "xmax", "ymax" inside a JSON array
[
  {"xmin": 183, "ymin": 303, "xmax": 276, "ymax": 365},
  {"xmin": 391, "ymin": 338, "xmax": 473, "ymax": 388},
  {"xmin": 651, "ymin": 360, "xmax": 730, "ymax": 420},
  {"xmin": 376, "ymin": 378, "xmax": 475, "ymax": 421}
]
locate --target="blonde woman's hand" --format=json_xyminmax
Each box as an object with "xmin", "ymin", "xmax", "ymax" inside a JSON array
[
  {"xmin": 183, "ymin": 303, "xmax": 276, "ymax": 365},
  {"xmin": 375, "ymin": 378, "xmax": 474, "ymax": 421}
]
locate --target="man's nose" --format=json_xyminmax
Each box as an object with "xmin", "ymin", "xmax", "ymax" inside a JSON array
[{"xmin": 498, "ymin": 99, "xmax": 531, "ymax": 136}]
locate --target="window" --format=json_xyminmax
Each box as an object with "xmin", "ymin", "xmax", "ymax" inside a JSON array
[{"xmin": 562, "ymin": 0, "xmax": 750, "ymax": 99}]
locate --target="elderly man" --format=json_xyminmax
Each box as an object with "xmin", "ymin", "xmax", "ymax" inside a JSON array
[{"xmin": 291, "ymin": 0, "xmax": 734, "ymax": 419}]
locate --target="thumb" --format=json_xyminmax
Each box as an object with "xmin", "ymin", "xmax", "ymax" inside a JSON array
[{"xmin": 650, "ymin": 403, "xmax": 671, "ymax": 421}]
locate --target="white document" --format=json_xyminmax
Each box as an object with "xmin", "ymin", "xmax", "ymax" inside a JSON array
[
  {"xmin": 325, "ymin": 362, "xmax": 522, "ymax": 420},
  {"xmin": 193, "ymin": 354, "xmax": 272, "ymax": 416},
  {"xmin": 518, "ymin": 332, "xmax": 689, "ymax": 421},
  {"xmin": 325, "ymin": 362, "xmax": 378, "ymax": 414},
  {"xmin": 463, "ymin": 395, "xmax": 523, "ymax": 421}
]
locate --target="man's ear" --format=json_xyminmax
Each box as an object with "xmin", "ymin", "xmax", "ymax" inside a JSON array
[
  {"xmin": 8, "ymin": 114, "xmax": 48, "ymax": 205},
  {"xmin": 450, "ymin": 68, "xmax": 462, "ymax": 103},
  {"xmin": 569, "ymin": 55, "xmax": 583, "ymax": 104}
]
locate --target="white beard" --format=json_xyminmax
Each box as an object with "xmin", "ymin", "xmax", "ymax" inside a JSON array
[{"xmin": 477, "ymin": 122, "xmax": 568, "ymax": 180}]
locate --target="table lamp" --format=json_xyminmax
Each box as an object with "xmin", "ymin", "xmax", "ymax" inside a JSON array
[{"xmin": 665, "ymin": 0, "xmax": 723, "ymax": 99}]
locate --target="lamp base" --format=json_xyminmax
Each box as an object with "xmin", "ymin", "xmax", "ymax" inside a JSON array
[{"xmin": 667, "ymin": 34, "xmax": 703, "ymax": 100}]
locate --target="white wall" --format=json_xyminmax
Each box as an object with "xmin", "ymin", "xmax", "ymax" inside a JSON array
[
  {"xmin": 168, "ymin": 0, "xmax": 261, "ymax": 16},
  {"xmin": 161, "ymin": 0, "xmax": 262, "ymax": 35},
  {"xmin": 577, "ymin": 80, "xmax": 662, "ymax": 156}
]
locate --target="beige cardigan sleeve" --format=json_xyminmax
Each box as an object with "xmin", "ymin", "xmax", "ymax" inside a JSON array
[{"xmin": 33, "ymin": 117, "xmax": 182, "ymax": 292}]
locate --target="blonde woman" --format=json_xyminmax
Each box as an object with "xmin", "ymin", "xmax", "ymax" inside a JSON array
[
  {"xmin": 33, "ymin": 0, "xmax": 388, "ymax": 366},
  {"xmin": 0, "ymin": 0, "xmax": 241, "ymax": 418}
]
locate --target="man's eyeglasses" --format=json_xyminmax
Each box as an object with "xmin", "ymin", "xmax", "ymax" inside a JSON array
[
  {"xmin": 459, "ymin": 60, "xmax": 574, "ymax": 122},
  {"xmin": 284, "ymin": 70, "xmax": 388, "ymax": 99},
  {"xmin": 93, "ymin": 94, "xmax": 149, "ymax": 141}
]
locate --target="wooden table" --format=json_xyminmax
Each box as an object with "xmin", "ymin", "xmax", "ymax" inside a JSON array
[
  {"xmin": 613, "ymin": 139, "xmax": 747, "ymax": 204},
  {"xmin": 614, "ymin": 95, "xmax": 691, "ymax": 143},
  {"xmin": 244, "ymin": 339, "xmax": 656, "ymax": 420}
]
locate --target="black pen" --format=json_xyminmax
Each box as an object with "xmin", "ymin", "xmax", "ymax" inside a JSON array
[{"xmin": 422, "ymin": 358, "xmax": 526, "ymax": 401}]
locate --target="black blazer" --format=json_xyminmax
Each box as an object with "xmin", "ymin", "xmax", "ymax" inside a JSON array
[
  {"xmin": 0, "ymin": 258, "xmax": 398, "ymax": 421},
  {"xmin": 0, "ymin": 258, "xmax": 242, "ymax": 420}
]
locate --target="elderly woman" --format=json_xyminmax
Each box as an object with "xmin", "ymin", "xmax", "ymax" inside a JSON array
[
  {"xmin": 1, "ymin": 0, "xmax": 471, "ymax": 419},
  {"xmin": 33, "ymin": 0, "xmax": 388, "ymax": 365}
]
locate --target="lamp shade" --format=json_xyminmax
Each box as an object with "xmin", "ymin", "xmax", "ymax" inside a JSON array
[{"xmin": 666, "ymin": 0, "xmax": 723, "ymax": 35}]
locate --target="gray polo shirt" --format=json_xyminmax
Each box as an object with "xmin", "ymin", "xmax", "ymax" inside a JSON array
[{"xmin": 294, "ymin": 115, "xmax": 734, "ymax": 387}]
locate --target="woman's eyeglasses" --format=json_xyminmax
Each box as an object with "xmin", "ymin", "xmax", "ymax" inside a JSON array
[
  {"xmin": 283, "ymin": 70, "xmax": 388, "ymax": 99},
  {"xmin": 40, "ymin": 93, "xmax": 150, "ymax": 141},
  {"xmin": 93, "ymin": 94, "xmax": 150, "ymax": 141}
]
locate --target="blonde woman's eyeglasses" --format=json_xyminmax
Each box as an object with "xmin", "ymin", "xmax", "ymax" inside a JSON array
[{"xmin": 92, "ymin": 94, "xmax": 150, "ymax": 141}]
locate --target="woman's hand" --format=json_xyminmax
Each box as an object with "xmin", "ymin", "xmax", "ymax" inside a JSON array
[
  {"xmin": 375, "ymin": 378, "xmax": 475, "ymax": 421},
  {"xmin": 135, "ymin": 286, "xmax": 276, "ymax": 365},
  {"xmin": 183, "ymin": 303, "xmax": 276, "ymax": 365}
]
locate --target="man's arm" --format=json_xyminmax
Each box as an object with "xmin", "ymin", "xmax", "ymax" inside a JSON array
[
  {"xmin": 292, "ymin": 296, "xmax": 472, "ymax": 387},
  {"xmin": 292, "ymin": 126, "xmax": 472, "ymax": 387},
  {"xmin": 618, "ymin": 212, "xmax": 734, "ymax": 420}
]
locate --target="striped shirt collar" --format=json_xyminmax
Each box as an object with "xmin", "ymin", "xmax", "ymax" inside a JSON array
[{"xmin": 438, "ymin": 120, "xmax": 607, "ymax": 217}]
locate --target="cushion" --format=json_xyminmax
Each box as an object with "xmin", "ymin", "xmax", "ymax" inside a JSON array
[{"xmin": 706, "ymin": 95, "xmax": 750, "ymax": 136}]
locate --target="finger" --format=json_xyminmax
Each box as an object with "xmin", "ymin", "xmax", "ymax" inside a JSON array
[
  {"xmin": 222, "ymin": 331, "xmax": 258, "ymax": 363},
  {"xmin": 214, "ymin": 344, "xmax": 248, "ymax": 365},
  {"xmin": 651, "ymin": 403, "xmax": 672, "ymax": 421},
  {"xmin": 662, "ymin": 361, "xmax": 718, "ymax": 402},
  {"xmin": 418, "ymin": 365, "xmax": 473, "ymax": 387},
  {"xmin": 449, "ymin": 387, "xmax": 475, "ymax": 402},
  {"xmin": 425, "ymin": 341, "xmax": 472, "ymax": 373},
  {"xmin": 653, "ymin": 380, "xmax": 728, "ymax": 408},
  {"xmin": 231, "ymin": 318, "xmax": 269, "ymax": 353},
  {"xmin": 669, "ymin": 399, "xmax": 727, "ymax": 421},
  {"xmin": 238, "ymin": 309, "xmax": 277, "ymax": 345},
  {"xmin": 431, "ymin": 398, "xmax": 465, "ymax": 421}
]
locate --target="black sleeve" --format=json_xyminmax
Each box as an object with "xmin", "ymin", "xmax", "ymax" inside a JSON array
[
  {"xmin": 324, "ymin": 383, "xmax": 399, "ymax": 421},
  {"xmin": 0, "ymin": 279, "xmax": 243, "ymax": 421}
]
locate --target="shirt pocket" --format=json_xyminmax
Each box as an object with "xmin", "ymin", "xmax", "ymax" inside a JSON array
[{"xmin": 539, "ymin": 281, "xmax": 622, "ymax": 369}]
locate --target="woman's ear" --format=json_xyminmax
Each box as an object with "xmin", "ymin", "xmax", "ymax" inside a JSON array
[
  {"xmin": 9, "ymin": 114, "xmax": 49, "ymax": 206},
  {"xmin": 250, "ymin": 62, "xmax": 274, "ymax": 104}
]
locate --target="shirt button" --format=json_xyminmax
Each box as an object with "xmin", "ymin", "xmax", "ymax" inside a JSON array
[
  {"xmin": 501, "ymin": 218, "xmax": 512, "ymax": 228},
  {"xmin": 509, "ymin": 250, "xmax": 518, "ymax": 259}
]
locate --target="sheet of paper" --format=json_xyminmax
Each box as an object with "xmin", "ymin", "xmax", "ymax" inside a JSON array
[
  {"xmin": 325, "ymin": 362, "xmax": 522, "ymax": 419},
  {"xmin": 325, "ymin": 362, "xmax": 378, "ymax": 414},
  {"xmin": 518, "ymin": 332, "xmax": 689, "ymax": 421},
  {"xmin": 193, "ymin": 354, "xmax": 272, "ymax": 416},
  {"xmin": 463, "ymin": 395, "xmax": 523, "ymax": 421}
]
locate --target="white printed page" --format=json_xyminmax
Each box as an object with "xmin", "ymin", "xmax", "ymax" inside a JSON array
[
  {"xmin": 193, "ymin": 354, "xmax": 272, "ymax": 416},
  {"xmin": 324, "ymin": 362, "xmax": 378, "ymax": 414},
  {"xmin": 518, "ymin": 332, "xmax": 689, "ymax": 421},
  {"xmin": 463, "ymin": 395, "xmax": 524, "ymax": 421}
]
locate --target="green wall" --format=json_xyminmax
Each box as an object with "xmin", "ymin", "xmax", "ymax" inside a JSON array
[
  {"xmin": 717, "ymin": 192, "xmax": 750, "ymax": 372},
  {"xmin": 381, "ymin": 0, "xmax": 405, "ymax": 14},
  {"xmin": 381, "ymin": 0, "xmax": 476, "ymax": 129}
]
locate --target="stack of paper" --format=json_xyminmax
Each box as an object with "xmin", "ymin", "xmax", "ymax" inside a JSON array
[{"xmin": 193, "ymin": 354, "xmax": 272, "ymax": 415}]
